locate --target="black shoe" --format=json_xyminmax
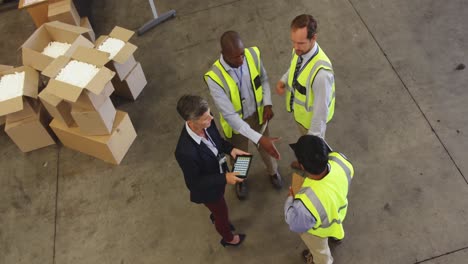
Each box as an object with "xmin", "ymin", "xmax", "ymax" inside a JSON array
[
  {"xmin": 220, "ymin": 234, "xmax": 246, "ymax": 247},
  {"xmin": 235, "ymin": 181, "xmax": 248, "ymax": 200},
  {"xmin": 269, "ymin": 173, "xmax": 283, "ymax": 189},
  {"xmin": 209, "ymin": 213, "xmax": 235, "ymax": 231}
]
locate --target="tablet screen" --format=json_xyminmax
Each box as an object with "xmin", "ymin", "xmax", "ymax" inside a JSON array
[{"xmin": 233, "ymin": 155, "xmax": 253, "ymax": 178}]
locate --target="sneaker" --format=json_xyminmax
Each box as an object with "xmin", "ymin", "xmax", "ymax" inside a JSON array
[
  {"xmin": 269, "ymin": 172, "xmax": 283, "ymax": 189},
  {"xmin": 235, "ymin": 181, "xmax": 248, "ymax": 200}
]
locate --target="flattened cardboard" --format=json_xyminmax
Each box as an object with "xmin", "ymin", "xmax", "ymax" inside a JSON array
[
  {"xmin": 112, "ymin": 62, "xmax": 147, "ymax": 100},
  {"xmin": 0, "ymin": 66, "xmax": 39, "ymax": 116},
  {"xmin": 5, "ymin": 105, "xmax": 55, "ymax": 152},
  {"xmin": 39, "ymin": 88, "xmax": 74, "ymax": 126},
  {"xmin": 71, "ymin": 97, "xmax": 116, "ymax": 135},
  {"xmin": 50, "ymin": 111, "xmax": 137, "ymax": 164}
]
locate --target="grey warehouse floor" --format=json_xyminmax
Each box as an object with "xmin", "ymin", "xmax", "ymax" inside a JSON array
[{"xmin": 1, "ymin": 0, "xmax": 468, "ymax": 264}]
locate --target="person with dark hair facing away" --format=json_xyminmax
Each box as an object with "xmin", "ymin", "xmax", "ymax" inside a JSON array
[
  {"xmin": 276, "ymin": 14, "xmax": 336, "ymax": 171},
  {"xmin": 285, "ymin": 135, "xmax": 354, "ymax": 264},
  {"xmin": 175, "ymin": 95, "xmax": 248, "ymax": 247},
  {"xmin": 205, "ymin": 30, "xmax": 283, "ymax": 200}
]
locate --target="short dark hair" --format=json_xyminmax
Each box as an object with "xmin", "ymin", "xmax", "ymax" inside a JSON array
[
  {"xmin": 290, "ymin": 135, "xmax": 329, "ymax": 174},
  {"xmin": 176, "ymin": 95, "xmax": 209, "ymax": 121},
  {"xmin": 291, "ymin": 14, "xmax": 317, "ymax": 39}
]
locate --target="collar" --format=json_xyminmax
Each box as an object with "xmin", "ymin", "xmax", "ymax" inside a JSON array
[
  {"xmin": 299, "ymin": 42, "xmax": 318, "ymax": 62},
  {"xmin": 185, "ymin": 122, "xmax": 203, "ymax": 144},
  {"xmin": 220, "ymin": 54, "xmax": 245, "ymax": 73}
]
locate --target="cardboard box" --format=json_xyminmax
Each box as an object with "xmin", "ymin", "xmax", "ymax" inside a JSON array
[
  {"xmin": 50, "ymin": 110, "xmax": 137, "ymax": 164},
  {"xmin": 0, "ymin": 65, "xmax": 14, "ymax": 72},
  {"xmin": 80, "ymin": 16, "xmax": 95, "ymax": 43},
  {"xmin": 0, "ymin": 116, "xmax": 5, "ymax": 126},
  {"xmin": 95, "ymin": 26, "xmax": 138, "ymax": 80},
  {"xmin": 5, "ymin": 97, "xmax": 39, "ymax": 123},
  {"xmin": 291, "ymin": 172, "xmax": 305, "ymax": 195},
  {"xmin": 18, "ymin": 0, "xmax": 49, "ymax": 27},
  {"xmin": 48, "ymin": 0, "xmax": 80, "ymax": 26},
  {"xmin": 112, "ymin": 62, "xmax": 147, "ymax": 100},
  {"xmin": 22, "ymin": 21, "xmax": 94, "ymax": 72},
  {"xmin": 71, "ymin": 97, "xmax": 116, "ymax": 135},
  {"xmin": 74, "ymin": 81, "xmax": 114, "ymax": 110},
  {"xmin": 42, "ymin": 46, "xmax": 115, "ymax": 104},
  {"xmin": 5, "ymin": 105, "xmax": 55, "ymax": 152},
  {"xmin": 0, "ymin": 66, "xmax": 39, "ymax": 116},
  {"xmin": 38, "ymin": 88, "xmax": 74, "ymax": 126}
]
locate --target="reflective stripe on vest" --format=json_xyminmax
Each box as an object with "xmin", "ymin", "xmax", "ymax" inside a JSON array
[
  {"xmin": 295, "ymin": 152, "xmax": 354, "ymax": 239},
  {"xmin": 285, "ymin": 45, "xmax": 336, "ymax": 130},
  {"xmin": 204, "ymin": 47, "xmax": 264, "ymax": 138}
]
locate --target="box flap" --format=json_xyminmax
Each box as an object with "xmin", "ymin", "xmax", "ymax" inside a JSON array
[
  {"xmin": 86, "ymin": 67, "xmax": 115, "ymax": 95},
  {"xmin": 71, "ymin": 46, "xmax": 110, "ymax": 67},
  {"xmin": 94, "ymin": 35, "xmax": 108, "ymax": 48},
  {"xmin": 46, "ymin": 79, "xmax": 83, "ymax": 103},
  {"xmin": 21, "ymin": 66, "xmax": 39, "ymax": 98},
  {"xmin": 21, "ymin": 25, "xmax": 50, "ymax": 50},
  {"xmin": 65, "ymin": 35, "xmax": 94, "ymax": 57},
  {"xmin": 109, "ymin": 26, "xmax": 135, "ymax": 42},
  {"xmin": 38, "ymin": 88, "xmax": 61, "ymax": 107},
  {"xmin": 113, "ymin": 43, "xmax": 137, "ymax": 64},
  {"xmin": 0, "ymin": 97, "xmax": 23, "ymax": 116},
  {"xmin": 0, "ymin": 65, "xmax": 13, "ymax": 72},
  {"xmin": 42, "ymin": 56, "xmax": 71, "ymax": 78},
  {"xmin": 22, "ymin": 48, "xmax": 53, "ymax": 72},
  {"xmin": 46, "ymin": 20, "xmax": 90, "ymax": 35},
  {"xmin": 18, "ymin": 0, "xmax": 47, "ymax": 9}
]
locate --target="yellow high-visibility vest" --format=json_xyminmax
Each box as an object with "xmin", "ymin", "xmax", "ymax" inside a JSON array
[
  {"xmin": 286, "ymin": 45, "xmax": 335, "ymax": 130},
  {"xmin": 204, "ymin": 47, "xmax": 264, "ymax": 138},
  {"xmin": 294, "ymin": 152, "xmax": 354, "ymax": 239}
]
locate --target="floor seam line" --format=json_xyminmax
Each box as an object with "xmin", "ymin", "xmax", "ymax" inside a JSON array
[
  {"xmin": 178, "ymin": 0, "xmax": 241, "ymax": 18},
  {"xmin": 414, "ymin": 246, "xmax": 468, "ymax": 263},
  {"xmin": 52, "ymin": 148, "xmax": 60, "ymax": 264},
  {"xmin": 346, "ymin": 0, "xmax": 467, "ymax": 185}
]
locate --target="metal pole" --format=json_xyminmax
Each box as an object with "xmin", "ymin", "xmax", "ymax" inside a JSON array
[{"xmin": 137, "ymin": 0, "xmax": 176, "ymax": 36}]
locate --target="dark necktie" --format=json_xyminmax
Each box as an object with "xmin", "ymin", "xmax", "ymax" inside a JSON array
[{"xmin": 290, "ymin": 55, "xmax": 303, "ymax": 110}]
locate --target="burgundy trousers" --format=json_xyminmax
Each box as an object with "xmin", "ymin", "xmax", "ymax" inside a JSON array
[{"xmin": 204, "ymin": 195, "xmax": 233, "ymax": 242}]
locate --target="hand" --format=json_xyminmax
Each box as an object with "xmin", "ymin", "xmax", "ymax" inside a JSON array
[
  {"xmin": 230, "ymin": 148, "xmax": 250, "ymax": 159},
  {"xmin": 263, "ymin": 105, "xmax": 274, "ymax": 122},
  {"xmin": 288, "ymin": 186, "xmax": 294, "ymax": 197},
  {"xmin": 226, "ymin": 172, "xmax": 244, "ymax": 185},
  {"xmin": 276, "ymin": 80, "xmax": 286, "ymax": 95},
  {"xmin": 258, "ymin": 135, "xmax": 281, "ymax": 160}
]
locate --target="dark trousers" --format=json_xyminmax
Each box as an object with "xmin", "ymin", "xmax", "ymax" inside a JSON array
[{"xmin": 204, "ymin": 195, "xmax": 233, "ymax": 242}]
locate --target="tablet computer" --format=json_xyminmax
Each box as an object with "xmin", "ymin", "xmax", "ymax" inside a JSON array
[{"xmin": 233, "ymin": 155, "xmax": 253, "ymax": 178}]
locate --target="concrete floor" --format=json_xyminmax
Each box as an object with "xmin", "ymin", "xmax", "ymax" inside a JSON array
[{"xmin": 0, "ymin": 0, "xmax": 467, "ymax": 263}]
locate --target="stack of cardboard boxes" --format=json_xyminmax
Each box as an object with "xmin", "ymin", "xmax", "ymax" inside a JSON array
[
  {"xmin": 95, "ymin": 27, "xmax": 147, "ymax": 100},
  {"xmin": 41, "ymin": 46, "xmax": 137, "ymax": 164},
  {"xmin": 0, "ymin": 66, "xmax": 55, "ymax": 152}
]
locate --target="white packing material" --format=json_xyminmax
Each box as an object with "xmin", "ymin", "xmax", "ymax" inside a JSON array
[
  {"xmin": 0, "ymin": 72, "xmax": 25, "ymax": 102},
  {"xmin": 42, "ymin": 41, "xmax": 72, "ymax": 58},
  {"xmin": 55, "ymin": 60, "xmax": 99, "ymax": 88},
  {"xmin": 97, "ymin": 37, "xmax": 125, "ymax": 60}
]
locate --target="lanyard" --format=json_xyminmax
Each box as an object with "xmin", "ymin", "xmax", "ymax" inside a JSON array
[{"xmin": 204, "ymin": 129, "xmax": 217, "ymax": 148}]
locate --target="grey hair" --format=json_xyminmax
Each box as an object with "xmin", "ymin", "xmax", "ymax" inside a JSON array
[{"xmin": 176, "ymin": 95, "xmax": 209, "ymax": 121}]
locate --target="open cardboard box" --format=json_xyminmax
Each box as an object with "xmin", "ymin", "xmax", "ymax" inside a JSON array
[
  {"xmin": 71, "ymin": 96, "xmax": 116, "ymax": 136},
  {"xmin": 18, "ymin": 0, "xmax": 49, "ymax": 27},
  {"xmin": 95, "ymin": 26, "xmax": 138, "ymax": 80},
  {"xmin": 48, "ymin": 0, "xmax": 80, "ymax": 26},
  {"xmin": 42, "ymin": 46, "xmax": 115, "ymax": 104},
  {"xmin": 0, "ymin": 66, "xmax": 39, "ymax": 116},
  {"xmin": 112, "ymin": 62, "xmax": 147, "ymax": 100},
  {"xmin": 22, "ymin": 21, "xmax": 94, "ymax": 72}
]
